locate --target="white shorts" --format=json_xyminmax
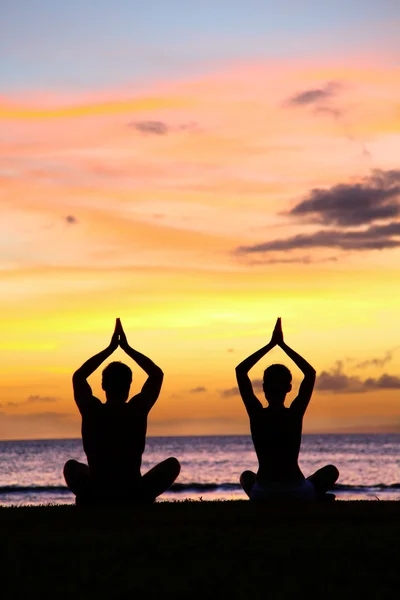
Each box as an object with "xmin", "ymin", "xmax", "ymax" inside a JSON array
[{"xmin": 250, "ymin": 479, "xmax": 316, "ymax": 502}]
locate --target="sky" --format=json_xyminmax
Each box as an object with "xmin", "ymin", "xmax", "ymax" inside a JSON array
[{"xmin": 1, "ymin": 1, "xmax": 400, "ymax": 439}]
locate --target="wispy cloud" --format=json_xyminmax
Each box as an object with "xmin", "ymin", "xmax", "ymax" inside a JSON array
[
  {"xmin": 242, "ymin": 255, "xmax": 338, "ymax": 265},
  {"xmin": 219, "ymin": 387, "xmax": 239, "ymax": 398},
  {"xmin": 286, "ymin": 80, "xmax": 373, "ymax": 160},
  {"xmin": 355, "ymin": 349, "xmax": 396, "ymax": 370},
  {"xmin": 131, "ymin": 120, "xmax": 169, "ymax": 135},
  {"xmin": 0, "ymin": 395, "xmax": 58, "ymax": 408},
  {"xmin": 219, "ymin": 379, "xmax": 263, "ymax": 398},
  {"xmin": 286, "ymin": 82, "xmax": 340, "ymax": 107},
  {"xmin": 189, "ymin": 386, "xmax": 207, "ymax": 394},
  {"xmin": 129, "ymin": 120, "xmax": 199, "ymax": 135},
  {"xmin": 237, "ymin": 222, "xmax": 400, "ymax": 254}
]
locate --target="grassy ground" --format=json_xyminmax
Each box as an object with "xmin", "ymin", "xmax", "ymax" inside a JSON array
[{"xmin": 1, "ymin": 500, "xmax": 398, "ymax": 599}]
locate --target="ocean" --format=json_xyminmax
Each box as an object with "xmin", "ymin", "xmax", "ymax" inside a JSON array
[{"xmin": 0, "ymin": 434, "xmax": 399, "ymax": 505}]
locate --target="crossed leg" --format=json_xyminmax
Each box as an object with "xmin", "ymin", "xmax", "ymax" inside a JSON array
[
  {"xmin": 240, "ymin": 465, "xmax": 339, "ymax": 502},
  {"xmin": 63, "ymin": 457, "xmax": 181, "ymax": 504},
  {"xmin": 63, "ymin": 460, "xmax": 91, "ymax": 497},
  {"xmin": 307, "ymin": 464, "xmax": 339, "ymax": 499},
  {"xmin": 240, "ymin": 470, "xmax": 257, "ymax": 498},
  {"xmin": 141, "ymin": 457, "xmax": 181, "ymax": 501}
]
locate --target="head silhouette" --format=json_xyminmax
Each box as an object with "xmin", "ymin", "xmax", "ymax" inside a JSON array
[
  {"xmin": 102, "ymin": 361, "xmax": 132, "ymax": 403},
  {"xmin": 263, "ymin": 363, "xmax": 292, "ymax": 406}
]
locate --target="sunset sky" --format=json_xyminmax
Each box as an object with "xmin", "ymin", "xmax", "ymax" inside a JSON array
[{"xmin": 1, "ymin": 1, "xmax": 400, "ymax": 439}]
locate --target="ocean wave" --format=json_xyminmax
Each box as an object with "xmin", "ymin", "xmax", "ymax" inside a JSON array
[
  {"xmin": 334, "ymin": 483, "xmax": 400, "ymax": 491},
  {"xmin": 0, "ymin": 482, "xmax": 400, "ymax": 496},
  {"xmin": 171, "ymin": 483, "xmax": 240, "ymax": 492},
  {"xmin": 171, "ymin": 482, "xmax": 400, "ymax": 492}
]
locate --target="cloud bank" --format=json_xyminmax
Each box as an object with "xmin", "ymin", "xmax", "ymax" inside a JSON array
[
  {"xmin": 237, "ymin": 169, "xmax": 400, "ymax": 257},
  {"xmin": 316, "ymin": 361, "xmax": 400, "ymax": 393}
]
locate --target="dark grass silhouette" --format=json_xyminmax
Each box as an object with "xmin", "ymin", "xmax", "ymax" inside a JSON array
[
  {"xmin": 64, "ymin": 318, "xmax": 180, "ymax": 504},
  {"xmin": 0, "ymin": 501, "xmax": 399, "ymax": 599},
  {"xmin": 236, "ymin": 318, "xmax": 338, "ymax": 502}
]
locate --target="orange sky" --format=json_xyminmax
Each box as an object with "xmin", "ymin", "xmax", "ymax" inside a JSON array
[{"xmin": 1, "ymin": 57, "xmax": 400, "ymax": 439}]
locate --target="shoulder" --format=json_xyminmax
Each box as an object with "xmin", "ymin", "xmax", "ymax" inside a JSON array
[
  {"xmin": 127, "ymin": 393, "xmax": 149, "ymax": 411},
  {"xmin": 249, "ymin": 406, "xmax": 267, "ymax": 422},
  {"xmin": 80, "ymin": 396, "xmax": 102, "ymax": 415},
  {"xmin": 288, "ymin": 403, "xmax": 305, "ymax": 419}
]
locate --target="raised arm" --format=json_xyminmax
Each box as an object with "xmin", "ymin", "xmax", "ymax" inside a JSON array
[
  {"xmin": 72, "ymin": 321, "xmax": 119, "ymax": 413},
  {"xmin": 117, "ymin": 319, "xmax": 163, "ymax": 412},
  {"xmin": 235, "ymin": 319, "xmax": 281, "ymax": 416},
  {"xmin": 276, "ymin": 319, "xmax": 316, "ymax": 416}
]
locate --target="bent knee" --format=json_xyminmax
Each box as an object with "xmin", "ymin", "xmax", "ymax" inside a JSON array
[
  {"xmin": 241, "ymin": 470, "xmax": 255, "ymax": 478},
  {"xmin": 166, "ymin": 456, "xmax": 181, "ymax": 474},
  {"xmin": 63, "ymin": 459, "xmax": 79, "ymax": 476},
  {"xmin": 326, "ymin": 464, "xmax": 339, "ymax": 481},
  {"xmin": 240, "ymin": 470, "xmax": 254, "ymax": 483}
]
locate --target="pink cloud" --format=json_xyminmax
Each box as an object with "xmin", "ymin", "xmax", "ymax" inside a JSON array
[{"xmin": 0, "ymin": 55, "xmax": 399, "ymax": 274}]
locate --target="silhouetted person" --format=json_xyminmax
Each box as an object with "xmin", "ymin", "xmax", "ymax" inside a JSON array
[
  {"xmin": 64, "ymin": 318, "xmax": 180, "ymax": 504},
  {"xmin": 236, "ymin": 318, "xmax": 339, "ymax": 502}
]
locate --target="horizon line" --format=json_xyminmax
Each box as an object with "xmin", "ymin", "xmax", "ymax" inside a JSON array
[{"xmin": 0, "ymin": 431, "xmax": 399, "ymax": 443}]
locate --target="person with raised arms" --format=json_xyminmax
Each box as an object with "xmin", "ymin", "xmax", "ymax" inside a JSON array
[
  {"xmin": 64, "ymin": 318, "xmax": 180, "ymax": 504},
  {"xmin": 235, "ymin": 317, "xmax": 339, "ymax": 502}
]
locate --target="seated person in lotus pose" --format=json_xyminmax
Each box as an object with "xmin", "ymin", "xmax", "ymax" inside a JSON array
[
  {"xmin": 235, "ymin": 318, "xmax": 338, "ymax": 502},
  {"xmin": 64, "ymin": 318, "xmax": 180, "ymax": 504}
]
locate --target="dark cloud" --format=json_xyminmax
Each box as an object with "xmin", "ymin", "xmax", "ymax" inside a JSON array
[
  {"xmin": 316, "ymin": 361, "xmax": 400, "ymax": 394},
  {"xmin": 236, "ymin": 170, "xmax": 400, "ymax": 257},
  {"xmin": 316, "ymin": 362, "xmax": 364, "ymax": 393},
  {"xmin": 65, "ymin": 215, "xmax": 78, "ymax": 225},
  {"xmin": 132, "ymin": 120, "xmax": 169, "ymax": 135},
  {"xmin": 237, "ymin": 221, "xmax": 400, "ymax": 254},
  {"xmin": 287, "ymin": 170, "xmax": 400, "ymax": 226},
  {"xmin": 287, "ymin": 82, "xmax": 339, "ymax": 107},
  {"xmin": 189, "ymin": 387, "xmax": 207, "ymax": 394},
  {"xmin": 364, "ymin": 374, "xmax": 400, "ymax": 390}
]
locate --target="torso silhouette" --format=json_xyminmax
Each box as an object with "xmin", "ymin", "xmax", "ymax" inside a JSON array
[
  {"xmin": 250, "ymin": 406, "xmax": 304, "ymax": 483},
  {"xmin": 81, "ymin": 398, "xmax": 147, "ymax": 488}
]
